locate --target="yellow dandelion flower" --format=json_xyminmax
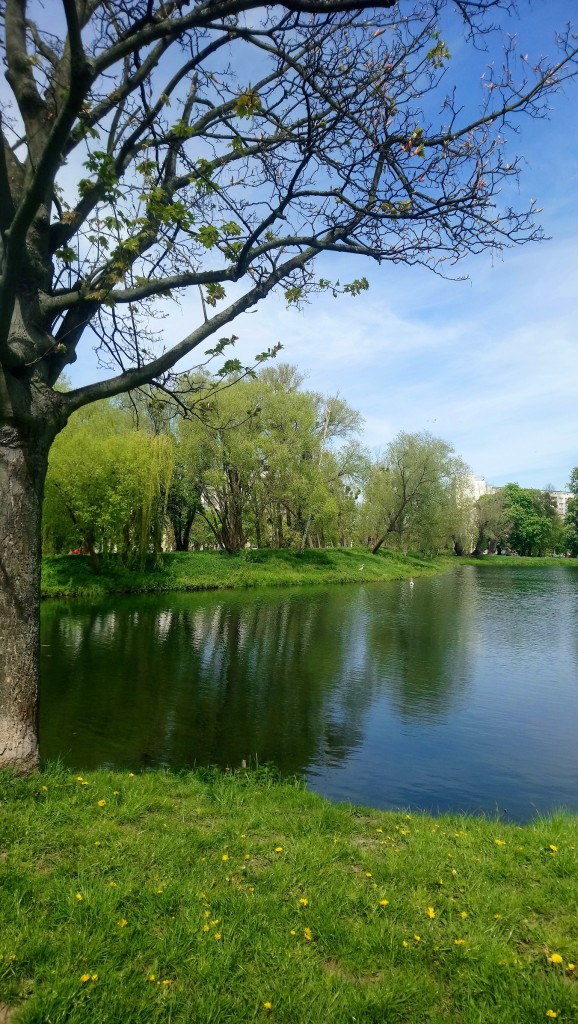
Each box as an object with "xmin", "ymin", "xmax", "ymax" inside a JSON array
[
  {"xmin": 149, "ymin": 975, "xmax": 155, "ymax": 982},
  {"xmin": 365, "ymin": 872, "xmax": 372, "ymax": 878},
  {"xmin": 451, "ymin": 868, "xmax": 457, "ymax": 876},
  {"xmin": 427, "ymin": 907, "xmax": 435, "ymax": 919},
  {"xmin": 304, "ymin": 927, "xmax": 313, "ymax": 941},
  {"xmin": 402, "ymin": 940, "xmax": 409, "ymax": 948},
  {"xmin": 118, "ymin": 919, "xmax": 128, "ymax": 928},
  {"xmin": 81, "ymin": 974, "xmax": 91, "ymax": 983},
  {"xmin": 109, "ymin": 881, "xmax": 117, "ymax": 888},
  {"xmin": 414, "ymin": 935, "xmax": 421, "ymax": 943},
  {"xmin": 546, "ymin": 1012, "xmax": 559, "ymax": 1019},
  {"xmin": 494, "ymin": 839, "xmax": 506, "ymax": 846},
  {"xmin": 290, "ymin": 930, "xmax": 296, "ymax": 936},
  {"xmin": 204, "ymin": 910, "xmax": 210, "ymax": 918},
  {"xmin": 568, "ymin": 963, "xmax": 576, "ymax": 971},
  {"xmin": 75, "ymin": 893, "xmax": 83, "ymax": 901},
  {"xmin": 493, "ymin": 913, "xmax": 502, "ymax": 919},
  {"xmin": 77, "ymin": 776, "xmax": 84, "ymax": 782},
  {"xmin": 81, "ymin": 780, "xmax": 90, "ymax": 786},
  {"xmin": 379, "ymin": 899, "xmax": 389, "ymax": 907},
  {"xmin": 264, "ymin": 1002, "xmax": 272, "ymax": 1011},
  {"xmin": 299, "ymin": 898, "xmax": 309, "ymax": 906},
  {"xmin": 376, "ymin": 828, "xmax": 383, "ymax": 834},
  {"xmin": 41, "ymin": 785, "xmax": 48, "ymax": 791},
  {"xmin": 210, "ymin": 919, "xmax": 219, "ymax": 926},
  {"xmin": 549, "ymin": 845, "xmax": 558, "ymax": 852},
  {"xmin": 454, "ymin": 939, "xmax": 465, "ymax": 946},
  {"xmin": 222, "ymin": 854, "xmax": 229, "ymax": 862},
  {"xmin": 202, "ymin": 925, "xmax": 210, "ymax": 933},
  {"xmin": 113, "ymin": 791, "xmax": 120, "ymax": 796},
  {"xmin": 275, "ymin": 846, "xmax": 283, "ymax": 853},
  {"xmin": 97, "ymin": 799, "xmax": 106, "ymax": 807},
  {"xmin": 214, "ymin": 933, "xmax": 222, "ymax": 940},
  {"xmin": 244, "ymin": 854, "xmax": 251, "ymax": 860},
  {"xmin": 91, "ymin": 974, "xmax": 98, "ymax": 982},
  {"xmin": 94, "ymin": 841, "xmax": 101, "ymax": 847},
  {"xmin": 162, "ymin": 979, "xmax": 172, "ymax": 985},
  {"xmin": 460, "ymin": 911, "xmax": 468, "ymax": 919},
  {"xmin": 550, "ymin": 953, "xmax": 564, "ymax": 965},
  {"xmin": 128, "ymin": 772, "xmax": 135, "ymax": 777}
]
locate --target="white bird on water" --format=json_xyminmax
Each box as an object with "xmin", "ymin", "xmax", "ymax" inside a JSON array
[{"xmin": 409, "ymin": 578, "xmax": 414, "ymax": 588}]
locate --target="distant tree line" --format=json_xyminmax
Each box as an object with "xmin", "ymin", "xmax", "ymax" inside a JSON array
[
  {"xmin": 42, "ymin": 367, "xmax": 576, "ymax": 568},
  {"xmin": 472, "ymin": 482, "xmax": 575, "ymax": 558}
]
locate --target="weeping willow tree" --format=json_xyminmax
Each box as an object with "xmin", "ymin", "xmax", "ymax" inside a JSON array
[{"xmin": 43, "ymin": 401, "xmax": 174, "ymax": 570}]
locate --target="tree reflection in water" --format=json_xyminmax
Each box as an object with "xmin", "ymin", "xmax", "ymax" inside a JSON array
[{"xmin": 40, "ymin": 567, "xmax": 578, "ymax": 820}]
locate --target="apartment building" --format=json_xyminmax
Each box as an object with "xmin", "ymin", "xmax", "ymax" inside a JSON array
[{"xmin": 467, "ymin": 476, "xmax": 572, "ymax": 518}]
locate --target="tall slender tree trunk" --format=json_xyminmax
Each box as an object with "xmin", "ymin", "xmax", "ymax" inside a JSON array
[{"xmin": 0, "ymin": 422, "xmax": 51, "ymax": 772}]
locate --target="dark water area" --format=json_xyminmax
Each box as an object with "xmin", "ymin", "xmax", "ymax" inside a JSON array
[{"xmin": 40, "ymin": 565, "xmax": 578, "ymax": 821}]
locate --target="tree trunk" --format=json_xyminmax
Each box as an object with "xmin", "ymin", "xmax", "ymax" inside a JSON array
[
  {"xmin": 0, "ymin": 422, "xmax": 51, "ymax": 773},
  {"xmin": 84, "ymin": 528, "xmax": 100, "ymax": 574},
  {"xmin": 181, "ymin": 515, "xmax": 195, "ymax": 552},
  {"xmin": 172, "ymin": 519, "xmax": 185, "ymax": 550}
]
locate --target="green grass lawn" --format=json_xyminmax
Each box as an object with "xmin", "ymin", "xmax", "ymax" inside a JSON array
[
  {"xmin": 41, "ymin": 547, "xmax": 447, "ymax": 600},
  {"xmin": 1, "ymin": 768, "xmax": 577, "ymax": 1023},
  {"xmin": 460, "ymin": 555, "xmax": 578, "ymax": 569}
]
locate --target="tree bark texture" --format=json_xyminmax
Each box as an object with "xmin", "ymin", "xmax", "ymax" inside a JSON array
[{"xmin": 0, "ymin": 422, "xmax": 51, "ymax": 772}]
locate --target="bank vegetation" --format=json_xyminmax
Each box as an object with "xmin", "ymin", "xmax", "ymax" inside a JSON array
[{"xmin": 42, "ymin": 368, "xmax": 578, "ymax": 577}]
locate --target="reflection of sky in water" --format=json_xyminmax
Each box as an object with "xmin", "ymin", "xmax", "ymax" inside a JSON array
[{"xmin": 40, "ymin": 565, "xmax": 578, "ymax": 821}]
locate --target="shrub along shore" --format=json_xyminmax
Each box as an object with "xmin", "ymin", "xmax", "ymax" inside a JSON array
[{"xmin": 1, "ymin": 768, "xmax": 577, "ymax": 1024}]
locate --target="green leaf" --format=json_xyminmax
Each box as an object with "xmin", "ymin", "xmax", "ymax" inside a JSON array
[
  {"xmin": 197, "ymin": 225, "xmax": 219, "ymax": 249},
  {"xmin": 234, "ymin": 90, "xmax": 262, "ymax": 119}
]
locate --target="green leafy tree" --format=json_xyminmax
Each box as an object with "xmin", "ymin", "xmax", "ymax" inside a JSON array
[
  {"xmin": 2, "ymin": 0, "xmax": 578, "ymax": 769},
  {"xmin": 564, "ymin": 468, "xmax": 578, "ymax": 557},
  {"xmin": 501, "ymin": 483, "xmax": 560, "ymax": 556},
  {"xmin": 471, "ymin": 490, "xmax": 510, "ymax": 557},
  {"xmin": 362, "ymin": 432, "xmax": 470, "ymax": 554},
  {"xmin": 167, "ymin": 366, "xmax": 362, "ymax": 552},
  {"xmin": 43, "ymin": 402, "xmax": 174, "ymax": 570}
]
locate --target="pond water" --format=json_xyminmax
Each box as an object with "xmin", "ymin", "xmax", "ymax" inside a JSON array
[{"xmin": 40, "ymin": 564, "xmax": 578, "ymax": 821}]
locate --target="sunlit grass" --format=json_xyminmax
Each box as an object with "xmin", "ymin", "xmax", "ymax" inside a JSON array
[
  {"xmin": 462, "ymin": 555, "xmax": 578, "ymax": 568},
  {"xmin": 1, "ymin": 767, "xmax": 578, "ymax": 1023},
  {"xmin": 41, "ymin": 547, "xmax": 445, "ymax": 600}
]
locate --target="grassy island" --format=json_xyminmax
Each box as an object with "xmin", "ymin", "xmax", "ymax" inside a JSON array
[
  {"xmin": 1, "ymin": 768, "xmax": 577, "ymax": 1024},
  {"xmin": 40, "ymin": 547, "xmax": 449, "ymax": 600}
]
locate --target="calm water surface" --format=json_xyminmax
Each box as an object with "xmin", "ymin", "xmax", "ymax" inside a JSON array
[{"xmin": 40, "ymin": 565, "xmax": 578, "ymax": 820}]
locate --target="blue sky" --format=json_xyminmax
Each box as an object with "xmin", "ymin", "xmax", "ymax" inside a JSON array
[{"xmin": 66, "ymin": 2, "xmax": 578, "ymax": 491}]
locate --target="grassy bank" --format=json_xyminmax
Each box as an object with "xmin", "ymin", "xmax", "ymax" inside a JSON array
[
  {"xmin": 41, "ymin": 547, "xmax": 447, "ymax": 600},
  {"xmin": 1, "ymin": 769, "xmax": 577, "ymax": 1024},
  {"xmin": 461, "ymin": 555, "xmax": 578, "ymax": 569}
]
